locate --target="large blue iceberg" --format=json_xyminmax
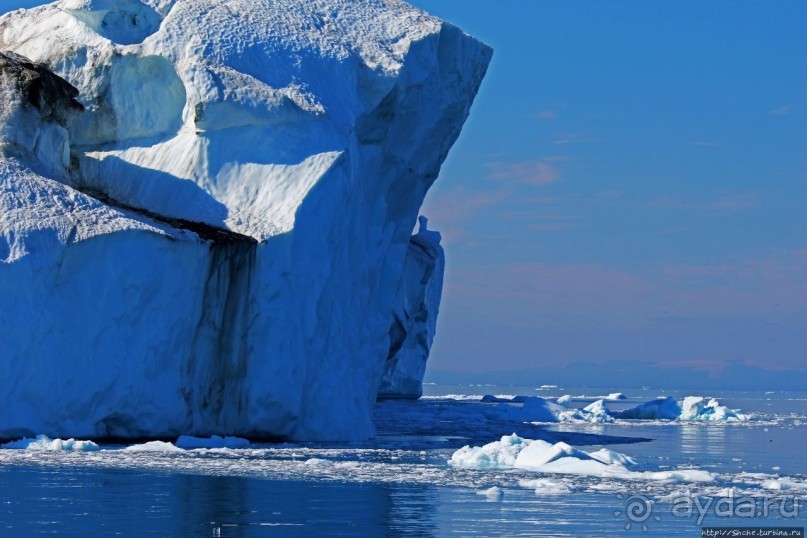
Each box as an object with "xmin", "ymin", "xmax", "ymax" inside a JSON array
[{"xmin": 0, "ymin": 0, "xmax": 491, "ymax": 441}]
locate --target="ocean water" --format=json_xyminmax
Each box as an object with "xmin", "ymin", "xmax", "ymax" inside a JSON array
[{"xmin": 1, "ymin": 384, "xmax": 806, "ymax": 536}]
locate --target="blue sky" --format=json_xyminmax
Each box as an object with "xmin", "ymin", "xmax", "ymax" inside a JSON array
[
  {"xmin": 4, "ymin": 1, "xmax": 806, "ymax": 377},
  {"xmin": 407, "ymin": 1, "xmax": 807, "ymax": 374}
]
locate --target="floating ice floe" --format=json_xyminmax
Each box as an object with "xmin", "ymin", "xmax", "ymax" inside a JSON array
[
  {"xmin": 475, "ymin": 486, "xmax": 504, "ymax": 499},
  {"xmin": 122, "ymin": 441, "xmax": 184, "ymax": 453},
  {"xmin": 0, "ymin": 434, "xmax": 99, "ymax": 452},
  {"xmin": 519, "ymin": 478, "xmax": 572, "ymax": 495},
  {"xmin": 606, "ymin": 392, "xmax": 627, "ymax": 400},
  {"xmin": 679, "ymin": 397, "xmax": 746, "ymax": 422},
  {"xmin": 613, "ymin": 396, "xmax": 682, "ymax": 419},
  {"xmin": 175, "ymin": 435, "xmax": 250, "ymax": 449},
  {"xmin": 519, "ymin": 397, "xmax": 614, "ymax": 424},
  {"xmin": 449, "ymin": 434, "xmax": 715, "ymax": 483},
  {"xmin": 616, "ymin": 396, "xmax": 747, "ymax": 422},
  {"xmin": 761, "ymin": 478, "xmax": 807, "ymax": 491}
]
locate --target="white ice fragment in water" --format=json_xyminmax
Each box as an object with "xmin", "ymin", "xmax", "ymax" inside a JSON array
[
  {"xmin": 450, "ymin": 435, "xmax": 715, "ymax": 482},
  {"xmin": 556, "ymin": 394, "xmax": 573, "ymax": 407},
  {"xmin": 679, "ymin": 396, "xmax": 746, "ymax": 422},
  {"xmin": 519, "ymin": 478, "xmax": 572, "ymax": 495},
  {"xmin": 0, "ymin": 434, "xmax": 99, "ymax": 452},
  {"xmin": 475, "ymin": 486, "xmax": 503, "ymax": 499},
  {"xmin": 122, "ymin": 441, "xmax": 183, "ymax": 452},
  {"xmin": 448, "ymin": 434, "xmax": 529, "ymax": 469},
  {"xmin": 762, "ymin": 478, "xmax": 807, "ymax": 491}
]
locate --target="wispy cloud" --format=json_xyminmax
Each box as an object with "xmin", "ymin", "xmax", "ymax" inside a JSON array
[
  {"xmin": 552, "ymin": 131, "xmax": 589, "ymax": 145},
  {"xmin": 769, "ymin": 104, "xmax": 795, "ymax": 116},
  {"xmin": 534, "ymin": 110, "xmax": 557, "ymax": 120},
  {"xmin": 646, "ymin": 192, "xmax": 758, "ymax": 212},
  {"xmin": 486, "ymin": 160, "xmax": 560, "ymax": 186}
]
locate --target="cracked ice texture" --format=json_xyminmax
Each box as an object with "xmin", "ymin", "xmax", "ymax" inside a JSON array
[{"xmin": 0, "ymin": 0, "xmax": 491, "ymax": 441}]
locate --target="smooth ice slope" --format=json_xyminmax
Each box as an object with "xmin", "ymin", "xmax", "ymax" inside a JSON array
[
  {"xmin": 0, "ymin": 0, "xmax": 492, "ymax": 441},
  {"xmin": 377, "ymin": 216, "xmax": 444, "ymax": 399}
]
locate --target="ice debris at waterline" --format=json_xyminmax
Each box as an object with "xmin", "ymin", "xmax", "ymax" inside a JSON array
[
  {"xmin": 449, "ymin": 434, "xmax": 715, "ymax": 483},
  {"xmin": 425, "ymin": 394, "xmax": 748, "ymax": 424},
  {"xmin": 0, "ymin": 435, "xmax": 99, "ymax": 452},
  {"xmin": 0, "ymin": 0, "xmax": 491, "ymax": 442}
]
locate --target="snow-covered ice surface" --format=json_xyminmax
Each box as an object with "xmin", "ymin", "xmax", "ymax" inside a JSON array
[
  {"xmin": 0, "ymin": 385, "xmax": 805, "ymax": 535},
  {"xmin": 0, "ymin": 0, "xmax": 491, "ymax": 442}
]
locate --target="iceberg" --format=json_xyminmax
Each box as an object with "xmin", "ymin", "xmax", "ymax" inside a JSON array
[
  {"xmin": 0, "ymin": 0, "xmax": 491, "ymax": 441},
  {"xmin": 679, "ymin": 397, "xmax": 745, "ymax": 422},
  {"xmin": 377, "ymin": 217, "xmax": 445, "ymax": 399},
  {"xmin": 613, "ymin": 397, "xmax": 682, "ymax": 420}
]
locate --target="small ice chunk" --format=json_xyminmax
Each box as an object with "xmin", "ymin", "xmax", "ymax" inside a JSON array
[
  {"xmin": 304, "ymin": 458, "xmax": 333, "ymax": 466},
  {"xmin": 1, "ymin": 435, "xmax": 99, "ymax": 452},
  {"xmin": 519, "ymin": 478, "xmax": 571, "ymax": 495},
  {"xmin": 680, "ymin": 396, "xmax": 745, "ymax": 422},
  {"xmin": 583, "ymin": 399, "xmax": 611, "ymax": 416},
  {"xmin": 556, "ymin": 395, "xmax": 573, "ymax": 407},
  {"xmin": 475, "ymin": 486, "xmax": 503, "ymax": 499},
  {"xmin": 448, "ymin": 434, "xmax": 530, "ymax": 469},
  {"xmin": 123, "ymin": 441, "xmax": 183, "ymax": 452},
  {"xmin": 606, "ymin": 392, "xmax": 627, "ymax": 400},
  {"xmin": 762, "ymin": 478, "xmax": 807, "ymax": 491},
  {"xmin": 642, "ymin": 469, "xmax": 715, "ymax": 483},
  {"xmin": 175, "ymin": 435, "xmax": 250, "ymax": 449}
]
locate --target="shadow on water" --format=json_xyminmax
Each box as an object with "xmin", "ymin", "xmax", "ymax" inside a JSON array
[{"xmin": 0, "ymin": 466, "xmax": 439, "ymax": 537}]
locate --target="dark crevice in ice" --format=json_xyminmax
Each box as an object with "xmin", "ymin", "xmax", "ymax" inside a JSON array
[
  {"xmin": 182, "ymin": 239, "xmax": 256, "ymax": 435},
  {"xmin": 78, "ymin": 186, "xmax": 257, "ymax": 245}
]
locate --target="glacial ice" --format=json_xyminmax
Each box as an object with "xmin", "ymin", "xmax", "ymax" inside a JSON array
[
  {"xmin": 0, "ymin": 0, "xmax": 491, "ymax": 441},
  {"xmin": 449, "ymin": 434, "xmax": 715, "ymax": 483},
  {"xmin": 613, "ymin": 397, "xmax": 682, "ymax": 420},
  {"xmin": 377, "ymin": 216, "xmax": 445, "ymax": 399},
  {"xmin": 679, "ymin": 396, "xmax": 746, "ymax": 422},
  {"xmin": 122, "ymin": 441, "xmax": 183, "ymax": 452}
]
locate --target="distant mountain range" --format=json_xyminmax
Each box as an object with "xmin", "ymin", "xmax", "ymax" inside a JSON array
[{"xmin": 425, "ymin": 360, "xmax": 807, "ymax": 391}]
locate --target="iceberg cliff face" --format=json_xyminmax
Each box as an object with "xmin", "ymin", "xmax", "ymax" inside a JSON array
[
  {"xmin": 378, "ymin": 216, "xmax": 444, "ymax": 399},
  {"xmin": 0, "ymin": 0, "xmax": 490, "ymax": 441}
]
